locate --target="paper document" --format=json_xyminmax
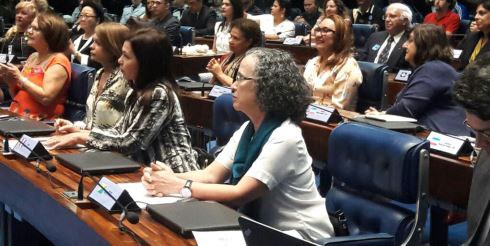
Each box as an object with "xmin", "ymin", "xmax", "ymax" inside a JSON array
[
  {"xmin": 193, "ymin": 231, "xmax": 246, "ymax": 246},
  {"xmin": 365, "ymin": 114, "xmax": 417, "ymax": 122},
  {"xmin": 118, "ymin": 182, "xmax": 182, "ymax": 209}
]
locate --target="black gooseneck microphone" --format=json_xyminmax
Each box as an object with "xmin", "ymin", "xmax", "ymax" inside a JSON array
[{"xmin": 3, "ymin": 132, "xmax": 56, "ymax": 172}]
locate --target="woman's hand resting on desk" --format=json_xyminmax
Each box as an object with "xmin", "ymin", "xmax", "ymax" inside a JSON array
[
  {"xmin": 364, "ymin": 107, "xmax": 386, "ymax": 115},
  {"xmin": 44, "ymin": 131, "xmax": 89, "ymax": 149},
  {"xmin": 142, "ymin": 162, "xmax": 185, "ymax": 197},
  {"xmin": 54, "ymin": 119, "xmax": 80, "ymax": 135}
]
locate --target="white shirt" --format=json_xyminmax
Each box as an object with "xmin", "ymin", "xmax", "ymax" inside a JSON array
[
  {"xmin": 257, "ymin": 14, "xmax": 295, "ymax": 41},
  {"xmin": 214, "ymin": 21, "xmax": 231, "ymax": 54},
  {"xmin": 374, "ymin": 31, "xmax": 405, "ymax": 63},
  {"xmin": 216, "ymin": 120, "xmax": 335, "ymax": 243},
  {"xmin": 120, "ymin": 3, "xmax": 146, "ymax": 24}
]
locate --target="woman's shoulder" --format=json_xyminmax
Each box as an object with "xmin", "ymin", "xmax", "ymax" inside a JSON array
[{"xmin": 269, "ymin": 119, "xmax": 303, "ymax": 144}]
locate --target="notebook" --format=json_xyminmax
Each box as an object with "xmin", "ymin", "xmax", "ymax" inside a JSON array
[
  {"xmin": 351, "ymin": 116, "xmax": 424, "ymax": 132},
  {"xmin": 177, "ymin": 76, "xmax": 214, "ymax": 91},
  {"xmin": 55, "ymin": 151, "xmax": 141, "ymax": 175},
  {"xmin": 0, "ymin": 119, "xmax": 55, "ymax": 137},
  {"xmin": 147, "ymin": 200, "xmax": 241, "ymax": 237},
  {"xmin": 239, "ymin": 216, "xmax": 319, "ymax": 246}
]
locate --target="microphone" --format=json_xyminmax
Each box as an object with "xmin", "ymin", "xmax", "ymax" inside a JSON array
[{"xmin": 4, "ymin": 132, "xmax": 56, "ymax": 172}]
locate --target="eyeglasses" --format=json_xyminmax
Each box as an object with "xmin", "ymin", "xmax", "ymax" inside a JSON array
[
  {"xmin": 235, "ymin": 74, "xmax": 257, "ymax": 83},
  {"xmin": 147, "ymin": 0, "xmax": 164, "ymax": 6},
  {"xmin": 312, "ymin": 26, "xmax": 336, "ymax": 36},
  {"xmin": 464, "ymin": 120, "xmax": 490, "ymax": 139},
  {"xmin": 79, "ymin": 14, "xmax": 97, "ymax": 19}
]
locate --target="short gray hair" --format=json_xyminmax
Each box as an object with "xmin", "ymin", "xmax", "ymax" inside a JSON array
[
  {"xmin": 387, "ymin": 3, "xmax": 413, "ymax": 28},
  {"xmin": 244, "ymin": 48, "xmax": 313, "ymax": 123}
]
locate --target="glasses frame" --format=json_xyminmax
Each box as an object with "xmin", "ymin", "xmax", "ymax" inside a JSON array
[
  {"xmin": 464, "ymin": 119, "xmax": 490, "ymax": 139},
  {"xmin": 312, "ymin": 26, "xmax": 336, "ymax": 36},
  {"xmin": 234, "ymin": 74, "xmax": 258, "ymax": 83},
  {"xmin": 79, "ymin": 14, "xmax": 97, "ymax": 19}
]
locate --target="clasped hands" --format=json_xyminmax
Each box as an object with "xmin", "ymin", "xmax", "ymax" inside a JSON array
[
  {"xmin": 0, "ymin": 63, "xmax": 23, "ymax": 86},
  {"xmin": 142, "ymin": 162, "xmax": 184, "ymax": 197}
]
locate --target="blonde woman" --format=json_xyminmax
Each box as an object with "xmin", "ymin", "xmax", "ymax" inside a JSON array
[
  {"xmin": 303, "ymin": 15, "xmax": 362, "ymax": 110},
  {"xmin": 0, "ymin": 2, "xmax": 36, "ymax": 60}
]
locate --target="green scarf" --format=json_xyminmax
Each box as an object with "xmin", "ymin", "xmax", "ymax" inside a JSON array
[{"xmin": 230, "ymin": 115, "xmax": 285, "ymax": 185}]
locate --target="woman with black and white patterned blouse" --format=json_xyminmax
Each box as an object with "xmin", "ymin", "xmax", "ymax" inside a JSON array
[{"xmin": 47, "ymin": 28, "xmax": 199, "ymax": 172}]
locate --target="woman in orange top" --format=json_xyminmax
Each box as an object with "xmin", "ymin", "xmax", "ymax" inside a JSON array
[{"xmin": 0, "ymin": 12, "xmax": 71, "ymax": 120}]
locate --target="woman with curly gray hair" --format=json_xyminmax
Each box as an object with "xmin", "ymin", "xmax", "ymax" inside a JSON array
[{"xmin": 141, "ymin": 47, "xmax": 335, "ymax": 243}]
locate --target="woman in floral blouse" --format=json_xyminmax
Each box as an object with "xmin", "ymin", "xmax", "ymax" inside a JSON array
[{"xmin": 47, "ymin": 28, "xmax": 200, "ymax": 172}]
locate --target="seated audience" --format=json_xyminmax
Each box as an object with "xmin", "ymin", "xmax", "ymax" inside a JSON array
[
  {"xmin": 293, "ymin": 0, "xmax": 321, "ymax": 30},
  {"xmin": 69, "ymin": 2, "xmax": 104, "ymax": 69},
  {"xmin": 180, "ymin": 0, "xmax": 217, "ymax": 36},
  {"xmin": 324, "ymin": 0, "xmax": 351, "ymax": 22},
  {"xmin": 141, "ymin": 47, "xmax": 335, "ymax": 243},
  {"xmin": 148, "ymin": 0, "xmax": 181, "ymax": 46},
  {"xmin": 453, "ymin": 55, "xmax": 490, "ymax": 246},
  {"xmin": 66, "ymin": 0, "xmax": 83, "ymax": 24},
  {"xmin": 366, "ymin": 24, "xmax": 469, "ymax": 136},
  {"xmin": 46, "ymin": 29, "xmax": 199, "ymax": 172},
  {"xmin": 262, "ymin": 0, "xmax": 295, "ymax": 41},
  {"xmin": 120, "ymin": 0, "xmax": 146, "ymax": 24},
  {"xmin": 351, "ymin": 0, "xmax": 384, "ymax": 30},
  {"xmin": 20, "ymin": 0, "xmax": 49, "ymax": 13},
  {"xmin": 54, "ymin": 22, "xmax": 131, "ymax": 135},
  {"xmin": 0, "ymin": 13, "xmax": 71, "ymax": 120},
  {"xmin": 423, "ymin": 0, "xmax": 460, "ymax": 35},
  {"xmin": 207, "ymin": 18, "xmax": 262, "ymax": 86},
  {"xmin": 458, "ymin": 0, "xmax": 489, "ymax": 69},
  {"xmin": 243, "ymin": 0, "xmax": 263, "ymax": 16},
  {"xmin": 214, "ymin": 0, "xmax": 244, "ymax": 53},
  {"xmin": 304, "ymin": 15, "xmax": 363, "ymax": 110},
  {"xmin": 357, "ymin": 3, "xmax": 411, "ymax": 71},
  {"xmin": 0, "ymin": 1, "xmax": 36, "ymax": 61}
]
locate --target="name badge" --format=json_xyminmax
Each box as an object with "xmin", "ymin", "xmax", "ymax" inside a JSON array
[
  {"xmin": 394, "ymin": 69, "xmax": 412, "ymax": 82},
  {"xmin": 372, "ymin": 44, "xmax": 381, "ymax": 51}
]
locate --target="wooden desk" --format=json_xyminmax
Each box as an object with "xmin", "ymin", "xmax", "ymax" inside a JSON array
[
  {"xmin": 194, "ymin": 37, "xmax": 317, "ymax": 65},
  {"xmin": 0, "ymin": 144, "xmax": 196, "ymax": 245},
  {"xmin": 173, "ymin": 54, "xmax": 219, "ymax": 76}
]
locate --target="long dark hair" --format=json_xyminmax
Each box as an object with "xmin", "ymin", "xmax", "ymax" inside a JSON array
[
  {"xmin": 127, "ymin": 28, "xmax": 176, "ymax": 106},
  {"xmin": 218, "ymin": 0, "xmax": 244, "ymax": 32},
  {"xmin": 411, "ymin": 24, "xmax": 452, "ymax": 67}
]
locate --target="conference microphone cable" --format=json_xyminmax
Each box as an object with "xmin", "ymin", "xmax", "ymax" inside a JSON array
[
  {"xmin": 3, "ymin": 132, "xmax": 60, "ymax": 190},
  {"xmin": 85, "ymin": 174, "xmax": 146, "ymax": 246}
]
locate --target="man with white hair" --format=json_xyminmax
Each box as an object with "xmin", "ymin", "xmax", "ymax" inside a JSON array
[{"xmin": 357, "ymin": 3, "xmax": 412, "ymax": 71}]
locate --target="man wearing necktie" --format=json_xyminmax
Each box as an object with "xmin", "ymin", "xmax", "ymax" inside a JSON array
[
  {"xmin": 180, "ymin": 0, "xmax": 217, "ymax": 36},
  {"xmin": 357, "ymin": 3, "xmax": 412, "ymax": 71}
]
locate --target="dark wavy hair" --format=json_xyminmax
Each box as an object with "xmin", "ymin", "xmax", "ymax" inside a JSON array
[
  {"xmin": 324, "ymin": 0, "xmax": 348, "ymax": 19},
  {"xmin": 410, "ymin": 24, "xmax": 452, "ymax": 67},
  {"xmin": 218, "ymin": 0, "xmax": 244, "ymax": 31},
  {"xmin": 453, "ymin": 53, "xmax": 490, "ymax": 120},
  {"xmin": 230, "ymin": 18, "xmax": 262, "ymax": 48},
  {"xmin": 36, "ymin": 12, "xmax": 70, "ymax": 52},
  {"xmin": 127, "ymin": 28, "xmax": 176, "ymax": 106},
  {"xmin": 276, "ymin": 0, "xmax": 291, "ymax": 17},
  {"xmin": 245, "ymin": 48, "xmax": 313, "ymax": 123},
  {"xmin": 479, "ymin": 0, "xmax": 490, "ymax": 11}
]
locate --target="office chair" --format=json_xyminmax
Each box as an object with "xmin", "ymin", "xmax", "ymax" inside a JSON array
[
  {"xmin": 456, "ymin": 19, "xmax": 471, "ymax": 35},
  {"xmin": 211, "ymin": 93, "xmax": 248, "ymax": 154},
  {"xmin": 356, "ymin": 61, "xmax": 389, "ymax": 113},
  {"xmin": 352, "ymin": 24, "xmax": 377, "ymax": 49},
  {"xmin": 63, "ymin": 63, "xmax": 95, "ymax": 122},
  {"xmin": 324, "ymin": 122, "xmax": 429, "ymax": 246},
  {"xmin": 294, "ymin": 22, "xmax": 307, "ymax": 36},
  {"xmin": 180, "ymin": 26, "xmax": 195, "ymax": 46}
]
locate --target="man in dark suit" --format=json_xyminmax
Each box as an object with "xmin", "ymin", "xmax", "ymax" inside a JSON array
[
  {"xmin": 453, "ymin": 55, "xmax": 490, "ymax": 246},
  {"xmin": 351, "ymin": 0, "xmax": 385, "ymax": 30},
  {"xmin": 180, "ymin": 0, "xmax": 217, "ymax": 36},
  {"xmin": 357, "ymin": 3, "xmax": 412, "ymax": 71}
]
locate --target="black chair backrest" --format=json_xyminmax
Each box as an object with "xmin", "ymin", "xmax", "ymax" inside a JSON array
[
  {"xmin": 352, "ymin": 24, "xmax": 377, "ymax": 49},
  {"xmin": 457, "ymin": 19, "xmax": 471, "ymax": 35},
  {"xmin": 356, "ymin": 61, "xmax": 388, "ymax": 113},
  {"xmin": 0, "ymin": 17, "xmax": 4, "ymax": 37},
  {"xmin": 294, "ymin": 22, "xmax": 307, "ymax": 36},
  {"xmin": 63, "ymin": 63, "xmax": 96, "ymax": 122}
]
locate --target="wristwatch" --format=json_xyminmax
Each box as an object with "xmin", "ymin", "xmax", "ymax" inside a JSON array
[{"xmin": 180, "ymin": 180, "xmax": 193, "ymax": 198}]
